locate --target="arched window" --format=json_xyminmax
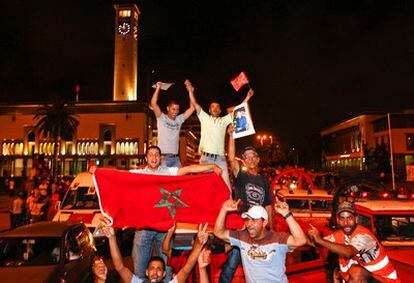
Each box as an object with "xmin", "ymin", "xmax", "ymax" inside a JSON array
[
  {"xmin": 28, "ymin": 132, "xmax": 35, "ymax": 142},
  {"xmin": 104, "ymin": 130, "xmax": 112, "ymax": 141}
]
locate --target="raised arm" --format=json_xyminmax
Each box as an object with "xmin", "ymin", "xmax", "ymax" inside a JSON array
[
  {"xmin": 162, "ymin": 223, "xmax": 176, "ymax": 258},
  {"xmin": 227, "ymin": 124, "xmax": 240, "ymax": 177},
  {"xmin": 185, "ymin": 79, "xmax": 201, "ymax": 114},
  {"xmin": 101, "ymin": 222, "xmax": 133, "ymax": 283},
  {"xmin": 227, "ymin": 88, "xmax": 254, "ymax": 113},
  {"xmin": 307, "ymin": 225, "xmax": 358, "ymax": 258},
  {"xmin": 183, "ymin": 80, "xmax": 196, "ymax": 119},
  {"xmin": 198, "ymin": 248, "xmax": 211, "ymax": 283},
  {"xmin": 177, "ymin": 164, "xmax": 222, "ymax": 176},
  {"xmin": 175, "ymin": 224, "xmax": 209, "ymax": 283},
  {"xmin": 214, "ymin": 199, "xmax": 241, "ymax": 243},
  {"xmin": 150, "ymin": 82, "xmax": 163, "ymax": 118},
  {"xmin": 274, "ymin": 198, "xmax": 307, "ymax": 248}
]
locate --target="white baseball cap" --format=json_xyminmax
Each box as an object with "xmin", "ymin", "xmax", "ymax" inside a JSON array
[{"xmin": 241, "ymin": 205, "xmax": 268, "ymax": 221}]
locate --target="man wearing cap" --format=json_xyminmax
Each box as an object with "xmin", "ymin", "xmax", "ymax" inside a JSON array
[
  {"xmin": 214, "ymin": 199, "xmax": 307, "ymax": 283},
  {"xmin": 218, "ymin": 125, "xmax": 274, "ymax": 283},
  {"xmin": 187, "ymin": 80, "xmax": 254, "ymax": 190},
  {"xmin": 150, "ymin": 81, "xmax": 195, "ymax": 167},
  {"xmin": 308, "ymin": 201, "xmax": 400, "ymax": 283}
]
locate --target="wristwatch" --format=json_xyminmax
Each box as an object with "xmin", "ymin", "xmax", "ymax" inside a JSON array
[{"xmin": 283, "ymin": 212, "xmax": 293, "ymax": 219}]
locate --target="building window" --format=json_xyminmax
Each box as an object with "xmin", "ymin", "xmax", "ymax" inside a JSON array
[{"xmin": 407, "ymin": 134, "xmax": 414, "ymax": 151}]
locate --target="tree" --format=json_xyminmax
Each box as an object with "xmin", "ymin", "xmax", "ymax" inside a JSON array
[
  {"xmin": 34, "ymin": 96, "xmax": 79, "ymax": 180},
  {"xmin": 363, "ymin": 143, "xmax": 391, "ymax": 174}
]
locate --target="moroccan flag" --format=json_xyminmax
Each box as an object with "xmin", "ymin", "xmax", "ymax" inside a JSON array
[
  {"xmin": 230, "ymin": 71, "xmax": 249, "ymax": 91},
  {"xmin": 93, "ymin": 169, "xmax": 243, "ymax": 231}
]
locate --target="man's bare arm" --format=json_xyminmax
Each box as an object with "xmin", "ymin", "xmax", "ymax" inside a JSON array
[
  {"xmin": 150, "ymin": 82, "xmax": 163, "ymax": 118},
  {"xmin": 227, "ymin": 125, "xmax": 240, "ymax": 177},
  {"xmin": 185, "ymin": 79, "xmax": 201, "ymax": 114},
  {"xmin": 227, "ymin": 88, "xmax": 254, "ymax": 113},
  {"xmin": 175, "ymin": 224, "xmax": 208, "ymax": 283},
  {"xmin": 177, "ymin": 164, "xmax": 222, "ymax": 176},
  {"xmin": 214, "ymin": 200, "xmax": 241, "ymax": 243}
]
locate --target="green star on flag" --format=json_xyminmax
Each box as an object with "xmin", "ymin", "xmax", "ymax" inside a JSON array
[{"xmin": 154, "ymin": 187, "xmax": 189, "ymax": 218}]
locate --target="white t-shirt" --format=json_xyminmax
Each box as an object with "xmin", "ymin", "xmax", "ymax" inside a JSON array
[{"xmin": 157, "ymin": 113, "xmax": 185, "ymax": 154}]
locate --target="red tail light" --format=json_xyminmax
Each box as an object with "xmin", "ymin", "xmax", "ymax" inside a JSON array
[
  {"xmin": 361, "ymin": 192, "xmax": 368, "ymax": 198},
  {"xmin": 380, "ymin": 192, "xmax": 391, "ymax": 199}
]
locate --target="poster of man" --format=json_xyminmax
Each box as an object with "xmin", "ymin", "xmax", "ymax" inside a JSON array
[{"xmin": 232, "ymin": 103, "xmax": 255, "ymax": 139}]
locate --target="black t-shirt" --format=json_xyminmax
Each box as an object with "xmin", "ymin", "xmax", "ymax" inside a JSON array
[{"xmin": 234, "ymin": 171, "xmax": 273, "ymax": 213}]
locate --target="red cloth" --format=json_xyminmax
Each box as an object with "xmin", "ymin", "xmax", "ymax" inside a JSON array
[
  {"xmin": 93, "ymin": 169, "xmax": 244, "ymax": 231},
  {"xmin": 230, "ymin": 71, "xmax": 249, "ymax": 91}
]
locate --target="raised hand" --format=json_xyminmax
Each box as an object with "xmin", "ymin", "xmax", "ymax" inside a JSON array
[
  {"xmin": 167, "ymin": 222, "xmax": 176, "ymax": 234},
  {"xmin": 222, "ymin": 199, "xmax": 241, "ymax": 213},
  {"xmin": 184, "ymin": 79, "xmax": 194, "ymax": 93},
  {"xmin": 212, "ymin": 164, "xmax": 223, "ymax": 175},
  {"xmin": 247, "ymin": 88, "xmax": 254, "ymax": 98},
  {"xmin": 197, "ymin": 247, "xmax": 211, "ymax": 269},
  {"xmin": 197, "ymin": 223, "xmax": 209, "ymax": 245},
  {"xmin": 307, "ymin": 223, "xmax": 321, "ymax": 244},
  {"xmin": 156, "ymin": 81, "xmax": 163, "ymax": 90},
  {"xmin": 274, "ymin": 197, "xmax": 290, "ymax": 217}
]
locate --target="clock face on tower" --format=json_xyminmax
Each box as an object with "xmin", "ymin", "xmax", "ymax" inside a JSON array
[{"xmin": 118, "ymin": 22, "xmax": 131, "ymax": 35}]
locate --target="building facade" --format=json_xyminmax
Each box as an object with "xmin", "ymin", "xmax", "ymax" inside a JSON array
[
  {"xmin": 321, "ymin": 110, "xmax": 414, "ymax": 179},
  {"xmin": 0, "ymin": 102, "xmax": 153, "ymax": 177}
]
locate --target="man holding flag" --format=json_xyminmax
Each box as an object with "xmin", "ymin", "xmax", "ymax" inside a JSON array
[
  {"xmin": 186, "ymin": 78, "xmax": 254, "ymax": 191},
  {"xmin": 128, "ymin": 145, "xmax": 222, "ymax": 281}
]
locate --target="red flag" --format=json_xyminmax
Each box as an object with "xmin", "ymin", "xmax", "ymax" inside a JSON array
[
  {"xmin": 93, "ymin": 169, "xmax": 243, "ymax": 231},
  {"xmin": 230, "ymin": 71, "xmax": 249, "ymax": 91}
]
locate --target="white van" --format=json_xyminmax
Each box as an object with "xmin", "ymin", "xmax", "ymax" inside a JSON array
[{"xmin": 53, "ymin": 172, "xmax": 105, "ymax": 242}]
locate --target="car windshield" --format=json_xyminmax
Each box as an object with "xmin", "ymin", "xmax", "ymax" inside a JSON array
[
  {"xmin": 374, "ymin": 215, "xmax": 414, "ymax": 241},
  {"xmin": 62, "ymin": 186, "xmax": 99, "ymax": 209},
  {"xmin": 0, "ymin": 237, "xmax": 61, "ymax": 267},
  {"xmin": 311, "ymin": 200, "xmax": 333, "ymax": 212}
]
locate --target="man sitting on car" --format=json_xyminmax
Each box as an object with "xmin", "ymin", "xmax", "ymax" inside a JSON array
[{"xmin": 307, "ymin": 201, "xmax": 400, "ymax": 283}]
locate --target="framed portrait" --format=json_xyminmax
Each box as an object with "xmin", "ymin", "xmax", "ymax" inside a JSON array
[{"xmin": 232, "ymin": 102, "xmax": 255, "ymax": 139}]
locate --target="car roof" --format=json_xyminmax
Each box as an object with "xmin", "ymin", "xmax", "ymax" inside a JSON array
[
  {"xmin": 0, "ymin": 221, "xmax": 81, "ymax": 238},
  {"xmin": 70, "ymin": 172, "xmax": 95, "ymax": 189},
  {"xmin": 356, "ymin": 200, "xmax": 414, "ymax": 213},
  {"xmin": 278, "ymin": 188, "xmax": 333, "ymax": 199}
]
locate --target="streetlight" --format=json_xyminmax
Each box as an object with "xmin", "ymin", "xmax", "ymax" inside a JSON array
[{"xmin": 256, "ymin": 134, "xmax": 274, "ymax": 146}]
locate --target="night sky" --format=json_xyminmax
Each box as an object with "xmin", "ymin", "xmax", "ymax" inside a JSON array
[{"xmin": 1, "ymin": 1, "xmax": 414, "ymax": 163}]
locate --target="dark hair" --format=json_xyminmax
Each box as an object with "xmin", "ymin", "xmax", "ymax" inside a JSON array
[
  {"xmin": 147, "ymin": 256, "xmax": 165, "ymax": 271},
  {"xmin": 167, "ymin": 100, "xmax": 179, "ymax": 107},
  {"xmin": 145, "ymin": 145, "xmax": 162, "ymax": 156},
  {"xmin": 209, "ymin": 99, "xmax": 221, "ymax": 107}
]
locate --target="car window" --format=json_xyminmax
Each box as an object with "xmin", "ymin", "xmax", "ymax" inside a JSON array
[
  {"xmin": 374, "ymin": 215, "xmax": 414, "ymax": 241},
  {"xmin": 62, "ymin": 186, "xmax": 100, "ymax": 209},
  {"xmin": 310, "ymin": 200, "xmax": 333, "ymax": 212},
  {"xmin": 286, "ymin": 246, "xmax": 321, "ymax": 265},
  {"xmin": 287, "ymin": 199, "xmax": 309, "ymax": 210},
  {"xmin": 0, "ymin": 237, "xmax": 61, "ymax": 267},
  {"xmin": 357, "ymin": 214, "xmax": 372, "ymax": 230}
]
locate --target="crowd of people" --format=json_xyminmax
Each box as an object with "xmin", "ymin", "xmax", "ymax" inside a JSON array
[
  {"xmin": 2, "ymin": 174, "xmax": 72, "ymax": 229},
  {"xmin": 1, "ymin": 80, "xmax": 400, "ymax": 283},
  {"xmin": 91, "ymin": 81, "xmax": 399, "ymax": 283}
]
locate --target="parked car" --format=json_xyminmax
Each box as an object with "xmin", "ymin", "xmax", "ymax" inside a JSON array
[
  {"xmin": 354, "ymin": 200, "xmax": 414, "ymax": 282},
  {"xmin": 0, "ymin": 221, "xmax": 96, "ymax": 283}
]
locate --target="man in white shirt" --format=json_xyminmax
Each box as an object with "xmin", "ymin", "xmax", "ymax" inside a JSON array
[{"xmin": 150, "ymin": 81, "xmax": 194, "ymax": 167}]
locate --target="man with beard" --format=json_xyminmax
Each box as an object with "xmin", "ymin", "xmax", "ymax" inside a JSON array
[
  {"xmin": 99, "ymin": 218, "xmax": 211, "ymax": 283},
  {"xmin": 214, "ymin": 199, "xmax": 307, "ymax": 282},
  {"xmin": 307, "ymin": 201, "xmax": 400, "ymax": 283},
  {"xmin": 218, "ymin": 126, "xmax": 274, "ymax": 282}
]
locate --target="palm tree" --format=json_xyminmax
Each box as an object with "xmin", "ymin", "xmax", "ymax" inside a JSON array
[{"xmin": 34, "ymin": 96, "xmax": 79, "ymax": 180}]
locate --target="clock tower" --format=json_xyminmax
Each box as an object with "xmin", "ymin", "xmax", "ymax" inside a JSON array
[{"xmin": 113, "ymin": 4, "xmax": 140, "ymax": 101}]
